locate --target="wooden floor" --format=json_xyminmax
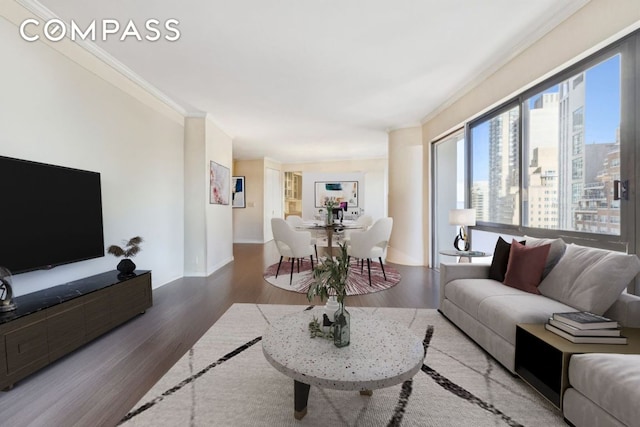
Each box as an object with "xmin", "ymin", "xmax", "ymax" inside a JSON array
[{"xmin": 0, "ymin": 242, "xmax": 439, "ymax": 427}]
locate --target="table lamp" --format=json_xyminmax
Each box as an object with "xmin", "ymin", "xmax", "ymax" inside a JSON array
[{"xmin": 448, "ymin": 209, "xmax": 476, "ymax": 251}]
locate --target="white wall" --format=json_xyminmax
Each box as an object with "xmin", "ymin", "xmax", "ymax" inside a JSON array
[
  {"xmin": 205, "ymin": 118, "xmax": 234, "ymax": 274},
  {"xmin": 183, "ymin": 116, "xmax": 234, "ymax": 275},
  {"xmin": 284, "ymin": 158, "xmax": 386, "ymax": 221},
  {"xmin": 0, "ymin": 14, "xmax": 185, "ymax": 295},
  {"xmin": 233, "ymin": 159, "xmax": 265, "ymax": 243},
  {"xmin": 364, "ymin": 170, "xmax": 386, "ymax": 221},
  {"xmin": 388, "ymin": 127, "xmax": 424, "ymax": 266},
  {"xmin": 232, "ymin": 158, "xmax": 385, "ymax": 244},
  {"xmin": 184, "ymin": 117, "xmax": 207, "ymax": 276}
]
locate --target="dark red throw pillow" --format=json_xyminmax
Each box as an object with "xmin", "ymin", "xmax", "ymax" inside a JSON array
[{"xmin": 503, "ymin": 239, "xmax": 550, "ymax": 294}]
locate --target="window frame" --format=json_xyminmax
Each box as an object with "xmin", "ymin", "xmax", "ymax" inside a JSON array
[{"xmin": 464, "ymin": 34, "xmax": 636, "ymax": 252}]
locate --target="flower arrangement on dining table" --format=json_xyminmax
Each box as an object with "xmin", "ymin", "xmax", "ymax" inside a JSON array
[{"xmin": 323, "ymin": 199, "xmax": 338, "ymax": 224}]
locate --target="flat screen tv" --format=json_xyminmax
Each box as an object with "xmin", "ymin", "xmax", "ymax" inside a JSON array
[{"xmin": 0, "ymin": 156, "xmax": 105, "ymax": 274}]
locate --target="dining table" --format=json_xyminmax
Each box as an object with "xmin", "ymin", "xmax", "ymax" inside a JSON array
[{"xmin": 298, "ymin": 220, "xmax": 364, "ymax": 256}]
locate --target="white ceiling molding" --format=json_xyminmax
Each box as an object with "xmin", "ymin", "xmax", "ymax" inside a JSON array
[
  {"xmin": 420, "ymin": 0, "xmax": 591, "ymax": 126},
  {"xmin": 14, "ymin": 0, "xmax": 192, "ymax": 118}
]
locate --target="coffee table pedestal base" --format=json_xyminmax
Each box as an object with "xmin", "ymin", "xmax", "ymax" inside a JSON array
[
  {"xmin": 294, "ymin": 381, "xmax": 311, "ymax": 420},
  {"xmin": 293, "ymin": 381, "xmax": 374, "ymax": 419}
]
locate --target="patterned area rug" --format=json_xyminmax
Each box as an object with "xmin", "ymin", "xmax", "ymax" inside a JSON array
[
  {"xmin": 120, "ymin": 304, "xmax": 564, "ymax": 427},
  {"xmin": 263, "ymin": 258, "xmax": 401, "ymax": 295}
]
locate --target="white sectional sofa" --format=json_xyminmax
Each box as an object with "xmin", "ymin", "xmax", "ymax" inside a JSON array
[
  {"xmin": 564, "ymin": 353, "xmax": 640, "ymax": 427},
  {"xmin": 438, "ymin": 237, "xmax": 640, "ymax": 426}
]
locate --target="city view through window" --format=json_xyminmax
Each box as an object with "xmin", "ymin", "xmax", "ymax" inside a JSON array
[{"xmin": 470, "ymin": 54, "xmax": 621, "ymax": 236}]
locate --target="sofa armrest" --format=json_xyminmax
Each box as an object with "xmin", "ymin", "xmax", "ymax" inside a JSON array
[
  {"xmin": 439, "ymin": 262, "xmax": 491, "ymax": 308},
  {"xmin": 604, "ymin": 292, "xmax": 640, "ymax": 328}
]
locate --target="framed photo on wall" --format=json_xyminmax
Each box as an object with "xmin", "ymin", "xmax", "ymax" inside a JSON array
[
  {"xmin": 314, "ymin": 181, "xmax": 358, "ymax": 208},
  {"xmin": 232, "ymin": 176, "xmax": 246, "ymax": 208},
  {"xmin": 210, "ymin": 161, "xmax": 230, "ymax": 205}
]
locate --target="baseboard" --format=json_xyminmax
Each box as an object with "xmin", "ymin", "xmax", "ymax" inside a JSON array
[
  {"xmin": 234, "ymin": 239, "xmax": 265, "ymax": 244},
  {"xmin": 386, "ymin": 246, "xmax": 424, "ymax": 266},
  {"xmin": 207, "ymin": 256, "xmax": 234, "ymax": 276}
]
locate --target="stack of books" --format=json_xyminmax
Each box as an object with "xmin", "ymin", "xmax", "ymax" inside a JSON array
[{"xmin": 545, "ymin": 311, "xmax": 627, "ymax": 344}]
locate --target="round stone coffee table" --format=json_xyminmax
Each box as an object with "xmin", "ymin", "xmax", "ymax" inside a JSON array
[{"xmin": 262, "ymin": 308, "xmax": 425, "ymax": 420}]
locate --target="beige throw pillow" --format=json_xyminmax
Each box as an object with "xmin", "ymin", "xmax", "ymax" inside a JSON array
[
  {"xmin": 523, "ymin": 235, "xmax": 566, "ymax": 278},
  {"xmin": 538, "ymin": 244, "xmax": 640, "ymax": 315}
]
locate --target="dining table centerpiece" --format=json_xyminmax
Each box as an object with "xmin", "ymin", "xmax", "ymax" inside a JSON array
[
  {"xmin": 307, "ymin": 243, "xmax": 350, "ymax": 347},
  {"xmin": 324, "ymin": 200, "xmax": 338, "ymax": 225}
]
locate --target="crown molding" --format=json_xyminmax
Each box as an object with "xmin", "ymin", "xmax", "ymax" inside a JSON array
[
  {"xmin": 185, "ymin": 112, "xmax": 208, "ymax": 118},
  {"xmin": 15, "ymin": 0, "xmax": 190, "ymax": 117},
  {"xmin": 420, "ymin": 0, "xmax": 591, "ymax": 125}
]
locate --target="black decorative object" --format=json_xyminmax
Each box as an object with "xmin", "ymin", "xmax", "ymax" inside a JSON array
[
  {"xmin": 107, "ymin": 236, "xmax": 143, "ymax": 279},
  {"xmin": 454, "ymin": 228, "xmax": 470, "ymax": 251},
  {"xmin": 448, "ymin": 209, "xmax": 476, "ymax": 252},
  {"xmin": 117, "ymin": 259, "xmax": 137, "ymax": 279},
  {"xmin": 0, "ymin": 267, "xmax": 17, "ymax": 312}
]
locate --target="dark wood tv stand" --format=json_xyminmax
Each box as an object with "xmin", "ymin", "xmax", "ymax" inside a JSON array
[{"xmin": 0, "ymin": 270, "xmax": 152, "ymax": 390}]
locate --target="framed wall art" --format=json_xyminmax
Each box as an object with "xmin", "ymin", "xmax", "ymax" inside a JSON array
[
  {"xmin": 314, "ymin": 181, "xmax": 358, "ymax": 208},
  {"xmin": 210, "ymin": 161, "xmax": 230, "ymax": 205},
  {"xmin": 232, "ymin": 176, "xmax": 246, "ymax": 208}
]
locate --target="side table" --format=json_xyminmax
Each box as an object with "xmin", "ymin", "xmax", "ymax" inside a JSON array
[
  {"xmin": 514, "ymin": 323, "xmax": 640, "ymax": 409},
  {"xmin": 439, "ymin": 250, "xmax": 491, "ymax": 263}
]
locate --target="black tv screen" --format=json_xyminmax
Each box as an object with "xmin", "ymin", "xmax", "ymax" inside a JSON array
[{"xmin": 0, "ymin": 156, "xmax": 105, "ymax": 274}]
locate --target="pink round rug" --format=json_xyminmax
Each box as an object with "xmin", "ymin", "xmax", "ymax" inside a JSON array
[{"xmin": 263, "ymin": 257, "xmax": 401, "ymax": 295}]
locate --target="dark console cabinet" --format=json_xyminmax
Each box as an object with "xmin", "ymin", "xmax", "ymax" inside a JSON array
[{"xmin": 0, "ymin": 271, "xmax": 152, "ymax": 389}]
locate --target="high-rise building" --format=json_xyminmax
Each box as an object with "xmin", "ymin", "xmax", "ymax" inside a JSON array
[
  {"xmin": 558, "ymin": 74, "xmax": 586, "ymax": 230},
  {"xmin": 574, "ymin": 140, "xmax": 619, "ymax": 234},
  {"xmin": 471, "ymin": 181, "xmax": 489, "ymax": 222},
  {"xmin": 488, "ymin": 108, "xmax": 519, "ymax": 224},
  {"xmin": 525, "ymin": 93, "xmax": 559, "ymax": 229}
]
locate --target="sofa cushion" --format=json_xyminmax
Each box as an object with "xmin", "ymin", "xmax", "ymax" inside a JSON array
[
  {"xmin": 444, "ymin": 279, "xmax": 524, "ymax": 319},
  {"xmin": 489, "ymin": 237, "xmax": 524, "ymax": 282},
  {"xmin": 523, "ymin": 235, "xmax": 566, "ymax": 279},
  {"xmin": 538, "ymin": 244, "xmax": 640, "ymax": 315},
  {"xmin": 503, "ymin": 240, "xmax": 550, "ymax": 294},
  {"xmin": 477, "ymin": 294, "xmax": 577, "ymax": 344},
  {"xmin": 568, "ymin": 353, "xmax": 640, "ymax": 427}
]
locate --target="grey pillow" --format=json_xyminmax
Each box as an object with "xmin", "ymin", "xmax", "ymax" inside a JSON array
[
  {"xmin": 538, "ymin": 244, "xmax": 640, "ymax": 315},
  {"xmin": 523, "ymin": 236, "xmax": 566, "ymax": 278}
]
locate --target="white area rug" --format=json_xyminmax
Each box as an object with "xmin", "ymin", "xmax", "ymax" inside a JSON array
[{"xmin": 120, "ymin": 304, "xmax": 564, "ymax": 426}]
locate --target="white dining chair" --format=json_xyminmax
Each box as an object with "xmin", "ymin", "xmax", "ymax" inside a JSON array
[
  {"xmin": 346, "ymin": 217, "xmax": 393, "ymax": 286},
  {"xmin": 342, "ymin": 214, "xmax": 373, "ymax": 244},
  {"xmin": 286, "ymin": 215, "xmax": 318, "ymax": 258},
  {"xmin": 271, "ymin": 218, "xmax": 315, "ymax": 285}
]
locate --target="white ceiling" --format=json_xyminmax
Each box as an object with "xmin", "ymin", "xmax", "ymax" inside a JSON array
[{"xmin": 30, "ymin": 0, "xmax": 587, "ymax": 163}]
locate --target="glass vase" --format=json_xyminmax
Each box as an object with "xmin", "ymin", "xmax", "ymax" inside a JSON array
[
  {"xmin": 326, "ymin": 209, "xmax": 334, "ymax": 225},
  {"xmin": 333, "ymin": 302, "xmax": 350, "ymax": 348}
]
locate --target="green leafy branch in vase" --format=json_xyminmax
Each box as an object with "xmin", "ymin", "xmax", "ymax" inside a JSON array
[{"xmin": 306, "ymin": 243, "xmax": 349, "ymax": 305}]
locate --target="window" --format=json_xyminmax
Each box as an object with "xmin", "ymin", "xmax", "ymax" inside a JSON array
[
  {"xmin": 432, "ymin": 129, "xmax": 465, "ymax": 267},
  {"xmin": 520, "ymin": 54, "xmax": 621, "ymax": 235},
  {"xmin": 470, "ymin": 105, "xmax": 520, "ymax": 225},
  {"xmin": 434, "ymin": 31, "xmax": 637, "ymax": 264},
  {"xmin": 572, "ymin": 134, "xmax": 583, "ymax": 155}
]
